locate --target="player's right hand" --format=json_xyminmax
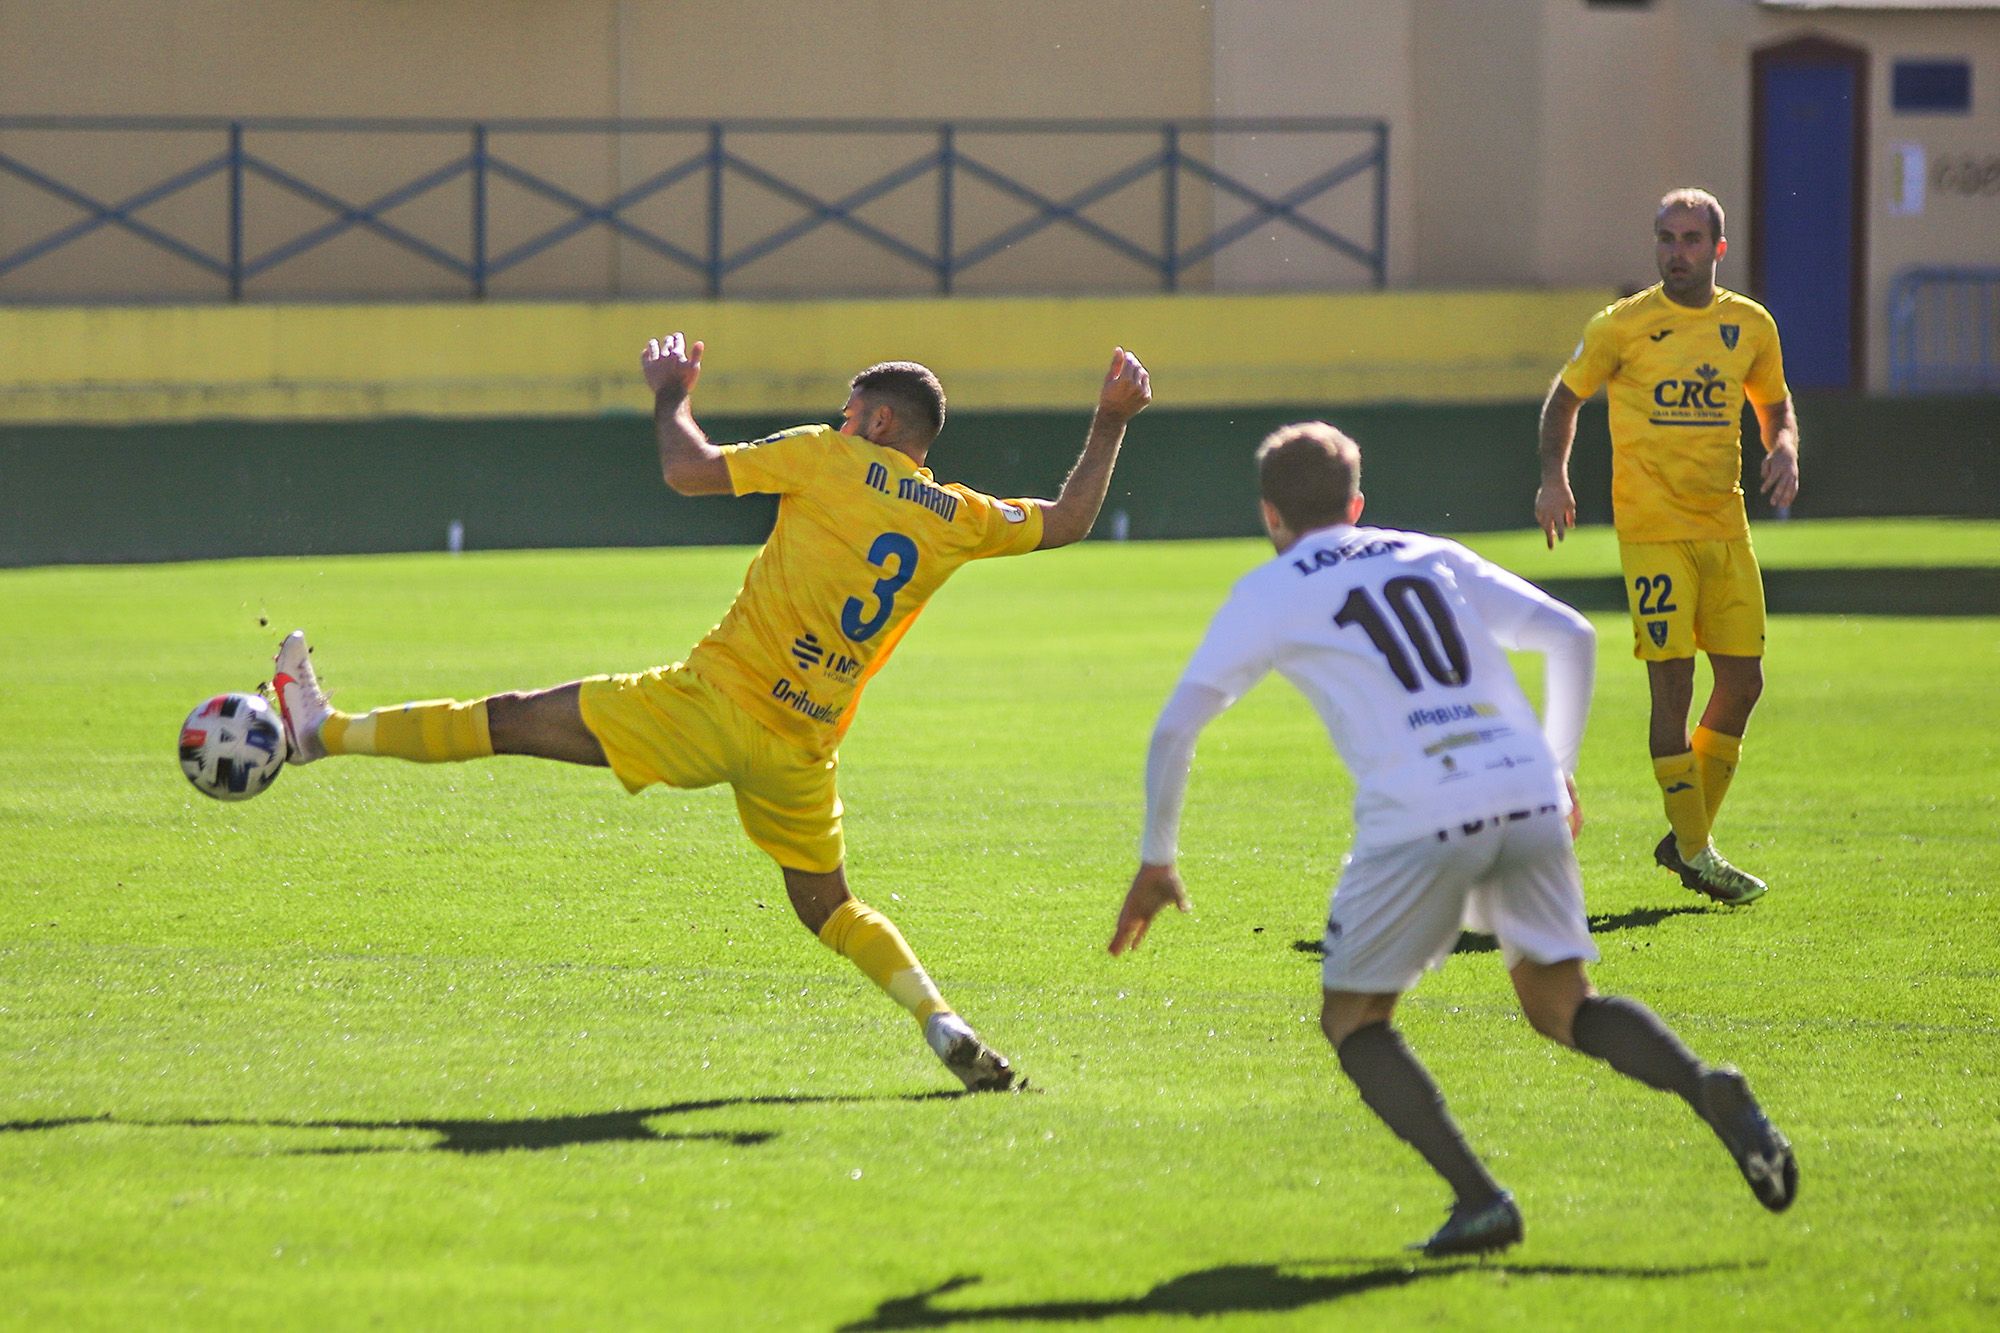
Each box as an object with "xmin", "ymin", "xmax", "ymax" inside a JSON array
[
  {"xmin": 1098, "ymin": 347, "xmax": 1152, "ymax": 422},
  {"xmin": 1109, "ymin": 862, "xmax": 1190, "ymax": 955},
  {"xmin": 1534, "ymin": 477, "xmax": 1576, "ymax": 548},
  {"xmin": 642, "ymin": 332, "xmax": 704, "ymax": 398}
]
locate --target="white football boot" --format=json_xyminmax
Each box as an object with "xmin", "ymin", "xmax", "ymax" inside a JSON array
[
  {"xmin": 270, "ymin": 630, "xmax": 332, "ymax": 764},
  {"xmin": 924, "ymin": 1012, "xmax": 1018, "ymax": 1093}
]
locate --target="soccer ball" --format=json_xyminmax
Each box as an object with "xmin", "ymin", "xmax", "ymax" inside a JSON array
[{"xmin": 179, "ymin": 692, "xmax": 286, "ymax": 801}]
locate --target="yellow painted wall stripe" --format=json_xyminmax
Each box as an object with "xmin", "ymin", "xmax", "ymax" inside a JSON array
[{"xmin": 0, "ymin": 290, "xmax": 1612, "ymax": 424}]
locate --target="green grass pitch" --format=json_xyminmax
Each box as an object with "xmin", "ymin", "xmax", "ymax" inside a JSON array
[{"xmin": 2, "ymin": 519, "xmax": 1995, "ymax": 1328}]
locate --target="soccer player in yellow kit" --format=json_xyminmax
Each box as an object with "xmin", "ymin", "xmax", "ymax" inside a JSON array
[
  {"xmin": 270, "ymin": 332, "xmax": 1152, "ymax": 1090},
  {"xmin": 1537, "ymin": 188, "xmax": 1800, "ymax": 905}
]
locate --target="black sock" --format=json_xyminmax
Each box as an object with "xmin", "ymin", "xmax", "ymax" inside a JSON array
[
  {"xmin": 1336, "ymin": 1021, "xmax": 1500, "ymax": 1206},
  {"xmin": 1570, "ymin": 995, "xmax": 1706, "ymax": 1107}
]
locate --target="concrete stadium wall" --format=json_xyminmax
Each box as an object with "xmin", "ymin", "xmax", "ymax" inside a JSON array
[{"xmin": 6, "ymin": 393, "xmax": 1996, "ymax": 567}]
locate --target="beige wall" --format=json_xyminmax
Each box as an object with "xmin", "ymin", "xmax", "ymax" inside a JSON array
[
  {"xmin": 4, "ymin": 0, "xmax": 1999, "ymax": 387},
  {"xmin": 0, "ymin": 1, "xmax": 1223, "ymax": 300}
]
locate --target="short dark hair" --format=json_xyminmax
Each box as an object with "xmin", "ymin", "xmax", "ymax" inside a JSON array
[
  {"xmin": 850, "ymin": 361, "xmax": 947, "ymax": 440},
  {"xmin": 1658, "ymin": 187, "xmax": 1725, "ymax": 243},
  {"xmin": 1256, "ymin": 422, "xmax": 1361, "ymax": 533}
]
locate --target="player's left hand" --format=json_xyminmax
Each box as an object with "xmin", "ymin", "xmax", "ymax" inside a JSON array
[
  {"xmin": 1097, "ymin": 347, "xmax": 1152, "ymax": 422},
  {"xmin": 1109, "ymin": 862, "xmax": 1190, "ymax": 955},
  {"xmin": 1564, "ymin": 775, "xmax": 1584, "ymax": 839},
  {"xmin": 1760, "ymin": 440, "xmax": 1800, "ymax": 510}
]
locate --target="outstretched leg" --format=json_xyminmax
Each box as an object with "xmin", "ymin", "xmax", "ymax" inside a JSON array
[
  {"xmin": 1323, "ymin": 990, "xmax": 1520, "ymax": 1257},
  {"xmin": 788, "ymin": 865, "xmax": 1015, "ymax": 1093},
  {"xmin": 1512, "ymin": 959, "xmax": 1796, "ymax": 1211},
  {"xmin": 272, "ymin": 630, "xmax": 605, "ymax": 767}
]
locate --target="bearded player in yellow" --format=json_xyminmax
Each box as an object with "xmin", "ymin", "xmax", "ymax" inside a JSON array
[
  {"xmin": 270, "ymin": 333, "xmax": 1152, "ymax": 1091},
  {"xmin": 1537, "ymin": 188, "xmax": 1800, "ymax": 905}
]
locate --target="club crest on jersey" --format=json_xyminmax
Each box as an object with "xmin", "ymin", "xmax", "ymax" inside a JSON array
[
  {"xmin": 1719, "ymin": 323, "xmax": 1740, "ymax": 350},
  {"xmin": 1647, "ymin": 620, "xmax": 1669, "ymax": 647}
]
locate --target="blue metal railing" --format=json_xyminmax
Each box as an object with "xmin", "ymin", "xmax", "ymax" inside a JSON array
[
  {"xmin": 1888, "ymin": 267, "xmax": 2000, "ymax": 393},
  {"xmin": 0, "ymin": 115, "xmax": 1388, "ymax": 301}
]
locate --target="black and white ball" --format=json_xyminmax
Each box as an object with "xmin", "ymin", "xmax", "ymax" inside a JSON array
[{"xmin": 179, "ymin": 692, "xmax": 285, "ymax": 801}]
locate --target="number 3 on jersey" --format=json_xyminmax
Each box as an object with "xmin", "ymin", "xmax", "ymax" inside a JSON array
[{"xmin": 842, "ymin": 532, "xmax": 919, "ymax": 642}]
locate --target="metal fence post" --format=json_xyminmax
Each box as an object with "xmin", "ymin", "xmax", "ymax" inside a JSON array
[
  {"xmin": 1372, "ymin": 121, "xmax": 1389, "ymax": 289},
  {"xmin": 938, "ymin": 124, "xmax": 955, "ymax": 295},
  {"xmin": 227, "ymin": 121, "xmax": 244, "ymax": 301},
  {"xmin": 471, "ymin": 124, "xmax": 488, "ymax": 299},
  {"xmin": 706, "ymin": 122, "xmax": 725, "ymax": 299}
]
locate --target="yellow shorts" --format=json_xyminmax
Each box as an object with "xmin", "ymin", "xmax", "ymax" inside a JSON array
[
  {"xmin": 1619, "ymin": 537, "xmax": 1766, "ymax": 661},
  {"xmin": 577, "ymin": 664, "xmax": 844, "ymax": 874}
]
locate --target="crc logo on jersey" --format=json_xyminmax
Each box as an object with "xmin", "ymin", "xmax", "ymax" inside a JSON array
[
  {"xmin": 1647, "ymin": 619, "xmax": 1669, "ymax": 647},
  {"xmin": 1651, "ymin": 363, "xmax": 1729, "ymax": 412},
  {"xmin": 1720, "ymin": 323, "xmax": 1741, "ymax": 350}
]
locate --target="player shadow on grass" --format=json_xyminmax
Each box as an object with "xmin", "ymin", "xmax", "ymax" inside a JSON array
[
  {"xmin": 842, "ymin": 1258, "xmax": 1763, "ymax": 1329},
  {"xmin": 1291, "ymin": 904, "xmax": 1712, "ymax": 960},
  {"xmin": 0, "ymin": 1091, "xmax": 965, "ymax": 1157}
]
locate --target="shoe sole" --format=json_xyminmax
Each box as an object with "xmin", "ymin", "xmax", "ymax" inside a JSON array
[
  {"xmin": 271, "ymin": 633, "xmax": 328, "ymax": 764},
  {"xmin": 1702, "ymin": 1069, "xmax": 1798, "ymax": 1213}
]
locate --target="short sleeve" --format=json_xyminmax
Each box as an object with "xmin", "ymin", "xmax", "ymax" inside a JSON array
[
  {"xmin": 723, "ymin": 424, "xmax": 835, "ymax": 497},
  {"xmin": 948, "ymin": 485, "xmax": 1045, "ymax": 560},
  {"xmin": 1743, "ymin": 313, "xmax": 1791, "ymax": 407},
  {"xmin": 1179, "ymin": 579, "xmax": 1280, "ymax": 701},
  {"xmin": 1557, "ymin": 308, "xmax": 1621, "ymax": 400}
]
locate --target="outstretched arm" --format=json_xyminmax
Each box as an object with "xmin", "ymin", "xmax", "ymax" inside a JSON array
[
  {"xmin": 1536, "ymin": 376, "xmax": 1585, "ymax": 548},
  {"xmin": 1036, "ymin": 349, "xmax": 1152, "ymax": 550},
  {"xmin": 1109, "ymin": 681, "xmax": 1229, "ymax": 955},
  {"xmin": 1754, "ymin": 394, "xmax": 1800, "ymax": 511},
  {"xmin": 642, "ymin": 333, "xmax": 734, "ymax": 497}
]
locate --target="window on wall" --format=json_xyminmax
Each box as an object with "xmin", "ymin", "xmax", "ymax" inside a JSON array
[{"xmin": 1893, "ymin": 60, "xmax": 1973, "ymax": 114}]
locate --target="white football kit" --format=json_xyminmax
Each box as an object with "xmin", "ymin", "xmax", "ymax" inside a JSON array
[{"xmin": 1142, "ymin": 524, "xmax": 1601, "ymax": 991}]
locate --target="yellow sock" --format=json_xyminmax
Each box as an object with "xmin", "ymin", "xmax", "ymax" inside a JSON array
[
  {"xmin": 1691, "ymin": 725, "xmax": 1742, "ymax": 827},
  {"xmin": 817, "ymin": 898, "xmax": 948, "ymax": 1026},
  {"xmin": 1653, "ymin": 751, "xmax": 1710, "ymax": 859},
  {"xmin": 320, "ymin": 699, "xmax": 493, "ymax": 762}
]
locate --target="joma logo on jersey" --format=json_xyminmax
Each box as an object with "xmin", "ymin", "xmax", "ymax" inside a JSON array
[{"xmin": 1652, "ymin": 363, "xmax": 1730, "ymax": 410}]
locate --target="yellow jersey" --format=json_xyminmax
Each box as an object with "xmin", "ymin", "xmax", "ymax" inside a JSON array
[
  {"xmin": 687, "ymin": 424, "xmax": 1045, "ymax": 756},
  {"xmin": 1559, "ymin": 284, "xmax": 1790, "ymax": 543}
]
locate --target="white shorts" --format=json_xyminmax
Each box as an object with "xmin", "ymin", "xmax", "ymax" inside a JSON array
[{"xmin": 1320, "ymin": 806, "xmax": 1597, "ymax": 994}]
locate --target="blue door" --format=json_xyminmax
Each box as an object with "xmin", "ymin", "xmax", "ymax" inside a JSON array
[{"xmin": 1757, "ymin": 60, "xmax": 1860, "ymax": 390}]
